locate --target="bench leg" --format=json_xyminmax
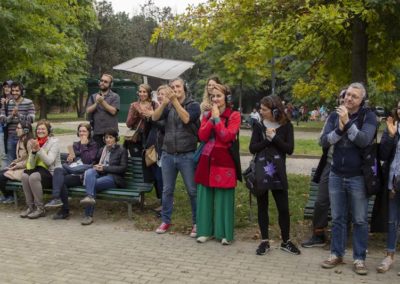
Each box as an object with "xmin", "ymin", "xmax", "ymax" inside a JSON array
[
  {"xmin": 127, "ymin": 203, "xmax": 133, "ymax": 220},
  {"xmin": 13, "ymin": 190, "xmax": 18, "ymax": 209},
  {"xmin": 140, "ymin": 193, "xmax": 145, "ymax": 211}
]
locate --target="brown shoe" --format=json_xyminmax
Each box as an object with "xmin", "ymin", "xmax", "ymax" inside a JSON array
[
  {"xmin": 353, "ymin": 259, "xmax": 368, "ymax": 275},
  {"xmin": 321, "ymin": 254, "xmax": 343, "ymax": 269},
  {"xmin": 20, "ymin": 207, "xmax": 34, "ymax": 218},
  {"xmin": 27, "ymin": 207, "xmax": 46, "ymax": 219}
]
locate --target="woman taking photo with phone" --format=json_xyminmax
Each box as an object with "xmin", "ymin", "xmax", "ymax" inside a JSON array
[
  {"xmin": 194, "ymin": 83, "xmax": 240, "ymax": 245},
  {"xmin": 249, "ymin": 96, "xmax": 301, "ymax": 255}
]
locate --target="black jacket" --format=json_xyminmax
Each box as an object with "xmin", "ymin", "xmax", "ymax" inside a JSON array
[
  {"xmin": 96, "ymin": 144, "xmax": 128, "ymax": 188},
  {"xmin": 249, "ymin": 121, "xmax": 294, "ymax": 190}
]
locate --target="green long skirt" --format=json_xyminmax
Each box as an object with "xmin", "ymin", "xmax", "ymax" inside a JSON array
[{"xmin": 196, "ymin": 184, "xmax": 235, "ymax": 241}]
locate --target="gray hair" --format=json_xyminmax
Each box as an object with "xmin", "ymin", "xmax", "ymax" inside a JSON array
[{"xmin": 348, "ymin": 82, "xmax": 367, "ymax": 99}]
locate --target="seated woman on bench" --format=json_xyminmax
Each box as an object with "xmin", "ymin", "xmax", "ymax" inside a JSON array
[
  {"xmin": 0, "ymin": 121, "xmax": 34, "ymax": 204},
  {"xmin": 44, "ymin": 122, "xmax": 98, "ymax": 220},
  {"xmin": 21, "ymin": 120, "xmax": 61, "ymax": 219},
  {"xmin": 79, "ymin": 128, "xmax": 128, "ymax": 225}
]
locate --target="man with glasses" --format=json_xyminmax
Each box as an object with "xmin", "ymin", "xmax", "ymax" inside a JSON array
[
  {"xmin": 320, "ymin": 82, "xmax": 377, "ymax": 275},
  {"xmin": 86, "ymin": 74, "xmax": 120, "ymax": 147}
]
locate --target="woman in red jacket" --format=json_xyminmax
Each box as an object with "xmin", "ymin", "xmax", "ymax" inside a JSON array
[{"xmin": 194, "ymin": 84, "xmax": 241, "ymax": 245}]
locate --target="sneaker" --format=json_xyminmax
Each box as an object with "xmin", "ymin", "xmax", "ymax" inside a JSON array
[
  {"xmin": 197, "ymin": 236, "xmax": 212, "ymax": 243},
  {"xmin": 20, "ymin": 207, "xmax": 34, "ymax": 218},
  {"xmin": 45, "ymin": 198, "xmax": 63, "ymax": 209},
  {"xmin": 256, "ymin": 241, "xmax": 270, "ymax": 255},
  {"xmin": 280, "ymin": 240, "xmax": 301, "ymax": 255},
  {"xmin": 52, "ymin": 210, "xmax": 70, "ymax": 220},
  {"xmin": 301, "ymin": 234, "xmax": 326, "ymax": 248},
  {"xmin": 321, "ymin": 254, "xmax": 343, "ymax": 269},
  {"xmin": 221, "ymin": 238, "xmax": 232, "ymax": 245},
  {"xmin": 190, "ymin": 224, "xmax": 197, "ymax": 238},
  {"xmin": 2, "ymin": 196, "xmax": 15, "ymax": 204},
  {"xmin": 80, "ymin": 196, "xmax": 96, "ymax": 205},
  {"xmin": 27, "ymin": 207, "xmax": 46, "ymax": 219},
  {"xmin": 155, "ymin": 222, "xmax": 171, "ymax": 234},
  {"xmin": 81, "ymin": 216, "xmax": 93, "ymax": 225},
  {"xmin": 377, "ymin": 256, "xmax": 393, "ymax": 273},
  {"xmin": 353, "ymin": 259, "xmax": 368, "ymax": 275}
]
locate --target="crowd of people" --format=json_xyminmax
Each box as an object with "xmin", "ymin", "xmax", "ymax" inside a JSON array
[{"xmin": 0, "ymin": 75, "xmax": 399, "ymax": 276}]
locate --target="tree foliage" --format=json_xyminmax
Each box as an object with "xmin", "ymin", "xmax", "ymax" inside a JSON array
[{"xmin": 153, "ymin": 0, "xmax": 400, "ymax": 107}]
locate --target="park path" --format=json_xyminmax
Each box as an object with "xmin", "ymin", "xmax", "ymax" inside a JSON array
[{"xmin": 0, "ymin": 212, "xmax": 398, "ymax": 284}]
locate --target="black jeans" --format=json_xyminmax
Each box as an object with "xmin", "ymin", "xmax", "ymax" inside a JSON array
[
  {"xmin": 0, "ymin": 170, "xmax": 12, "ymax": 198},
  {"xmin": 52, "ymin": 167, "xmax": 82, "ymax": 212},
  {"xmin": 312, "ymin": 163, "xmax": 331, "ymax": 231},
  {"xmin": 257, "ymin": 189, "xmax": 290, "ymax": 242}
]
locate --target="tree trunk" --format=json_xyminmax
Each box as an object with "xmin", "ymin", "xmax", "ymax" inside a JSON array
[
  {"xmin": 75, "ymin": 92, "xmax": 86, "ymax": 118},
  {"xmin": 39, "ymin": 88, "xmax": 47, "ymax": 119},
  {"xmin": 351, "ymin": 15, "xmax": 368, "ymax": 85}
]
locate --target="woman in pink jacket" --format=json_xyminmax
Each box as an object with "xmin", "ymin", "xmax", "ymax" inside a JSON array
[{"xmin": 194, "ymin": 83, "xmax": 241, "ymax": 245}]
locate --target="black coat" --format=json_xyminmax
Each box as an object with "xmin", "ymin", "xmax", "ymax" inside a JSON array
[
  {"xmin": 249, "ymin": 121, "xmax": 294, "ymax": 190},
  {"xmin": 96, "ymin": 144, "xmax": 128, "ymax": 188}
]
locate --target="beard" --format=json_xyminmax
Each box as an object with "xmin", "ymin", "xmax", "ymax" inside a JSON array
[{"xmin": 99, "ymin": 85, "xmax": 109, "ymax": 92}]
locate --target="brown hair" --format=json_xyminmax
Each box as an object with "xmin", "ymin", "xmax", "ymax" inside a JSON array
[
  {"xmin": 202, "ymin": 75, "xmax": 222, "ymax": 106},
  {"xmin": 138, "ymin": 84, "xmax": 152, "ymax": 102},
  {"xmin": 36, "ymin": 119, "xmax": 53, "ymax": 137},
  {"xmin": 77, "ymin": 122, "xmax": 92, "ymax": 139},
  {"xmin": 260, "ymin": 95, "xmax": 289, "ymax": 125}
]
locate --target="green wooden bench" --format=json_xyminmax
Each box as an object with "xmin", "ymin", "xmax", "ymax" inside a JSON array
[
  {"xmin": 5, "ymin": 156, "xmax": 153, "ymax": 219},
  {"xmin": 304, "ymin": 168, "xmax": 375, "ymax": 221}
]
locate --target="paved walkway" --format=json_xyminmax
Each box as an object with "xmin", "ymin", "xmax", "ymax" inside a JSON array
[{"xmin": 0, "ymin": 212, "xmax": 398, "ymax": 284}]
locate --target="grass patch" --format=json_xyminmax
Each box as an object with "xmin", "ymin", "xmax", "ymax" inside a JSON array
[
  {"xmin": 239, "ymin": 136, "xmax": 321, "ymax": 156},
  {"xmin": 53, "ymin": 128, "xmax": 76, "ymax": 135},
  {"xmin": 132, "ymin": 174, "xmax": 311, "ymax": 242},
  {"xmin": 36, "ymin": 112, "xmax": 81, "ymax": 122}
]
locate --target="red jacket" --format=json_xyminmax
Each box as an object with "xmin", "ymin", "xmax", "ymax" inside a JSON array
[{"xmin": 194, "ymin": 108, "xmax": 241, "ymax": 188}]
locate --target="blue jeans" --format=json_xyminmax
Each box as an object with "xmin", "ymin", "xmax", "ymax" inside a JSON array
[
  {"xmin": 160, "ymin": 152, "xmax": 197, "ymax": 225},
  {"xmin": 329, "ymin": 172, "xmax": 369, "ymax": 260},
  {"xmin": 7, "ymin": 134, "xmax": 18, "ymax": 165},
  {"xmin": 83, "ymin": 168, "xmax": 116, "ymax": 217},
  {"xmin": 387, "ymin": 191, "xmax": 400, "ymax": 252}
]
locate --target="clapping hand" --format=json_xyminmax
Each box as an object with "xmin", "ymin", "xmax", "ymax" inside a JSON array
[
  {"xmin": 95, "ymin": 94, "xmax": 104, "ymax": 104},
  {"xmin": 336, "ymin": 106, "xmax": 349, "ymax": 130},
  {"xmin": 211, "ymin": 103, "xmax": 220, "ymax": 119},
  {"xmin": 30, "ymin": 139, "xmax": 40, "ymax": 152}
]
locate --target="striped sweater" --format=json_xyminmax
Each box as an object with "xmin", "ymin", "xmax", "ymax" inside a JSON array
[{"xmin": 1, "ymin": 98, "xmax": 35, "ymax": 135}]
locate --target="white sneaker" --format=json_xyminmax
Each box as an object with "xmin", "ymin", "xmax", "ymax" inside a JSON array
[
  {"xmin": 197, "ymin": 236, "xmax": 211, "ymax": 243},
  {"xmin": 189, "ymin": 224, "xmax": 197, "ymax": 238},
  {"xmin": 377, "ymin": 256, "xmax": 394, "ymax": 273},
  {"xmin": 221, "ymin": 238, "xmax": 232, "ymax": 245}
]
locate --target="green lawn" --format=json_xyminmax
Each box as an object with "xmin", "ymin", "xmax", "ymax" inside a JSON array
[{"xmin": 239, "ymin": 136, "xmax": 321, "ymax": 156}]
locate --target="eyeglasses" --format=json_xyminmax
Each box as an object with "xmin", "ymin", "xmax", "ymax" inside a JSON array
[{"xmin": 99, "ymin": 79, "xmax": 110, "ymax": 84}]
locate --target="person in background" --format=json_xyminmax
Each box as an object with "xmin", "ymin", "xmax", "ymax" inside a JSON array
[
  {"xmin": 20, "ymin": 120, "xmax": 61, "ymax": 219},
  {"xmin": 200, "ymin": 75, "xmax": 222, "ymax": 115},
  {"xmin": 152, "ymin": 78, "xmax": 200, "ymax": 236},
  {"xmin": 375, "ymin": 101, "xmax": 400, "ymax": 275},
  {"xmin": 301, "ymin": 89, "xmax": 346, "ymax": 248},
  {"xmin": 44, "ymin": 123, "xmax": 98, "ymax": 219},
  {"xmin": 0, "ymin": 121, "xmax": 33, "ymax": 204},
  {"xmin": 125, "ymin": 83, "xmax": 156, "ymax": 158},
  {"xmin": 249, "ymin": 107, "xmax": 261, "ymax": 128},
  {"xmin": 0, "ymin": 80, "xmax": 13, "ymax": 169},
  {"xmin": 3, "ymin": 82, "xmax": 35, "ymax": 165},
  {"xmin": 79, "ymin": 128, "xmax": 127, "ymax": 225},
  {"xmin": 249, "ymin": 95, "xmax": 301, "ymax": 256},
  {"xmin": 86, "ymin": 73, "xmax": 120, "ymax": 148},
  {"xmin": 195, "ymin": 84, "xmax": 240, "ymax": 245}
]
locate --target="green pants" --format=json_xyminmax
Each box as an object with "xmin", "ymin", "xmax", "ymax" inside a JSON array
[{"xmin": 196, "ymin": 184, "xmax": 235, "ymax": 241}]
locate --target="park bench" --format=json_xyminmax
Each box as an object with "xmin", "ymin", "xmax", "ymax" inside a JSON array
[
  {"xmin": 303, "ymin": 168, "xmax": 375, "ymax": 221},
  {"xmin": 5, "ymin": 156, "xmax": 153, "ymax": 219}
]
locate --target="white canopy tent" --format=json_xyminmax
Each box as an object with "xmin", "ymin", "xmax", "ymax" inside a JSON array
[{"xmin": 113, "ymin": 57, "xmax": 195, "ymax": 81}]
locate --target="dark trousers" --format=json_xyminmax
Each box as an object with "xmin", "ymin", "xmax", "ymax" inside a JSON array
[
  {"xmin": 257, "ymin": 189, "xmax": 290, "ymax": 242},
  {"xmin": 52, "ymin": 167, "xmax": 82, "ymax": 213},
  {"xmin": 0, "ymin": 170, "xmax": 12, "ymax": 197},
  {"xmin": 312, "ymin": 163, "xmax": 331, "ymax": 231},
  {"xmin": 93, "ymin": 134, "xmax": 105, "ymax": 148},
  {"xmin": 151, "ymin": 164, "xmax": 163, "ymax": 202}
]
